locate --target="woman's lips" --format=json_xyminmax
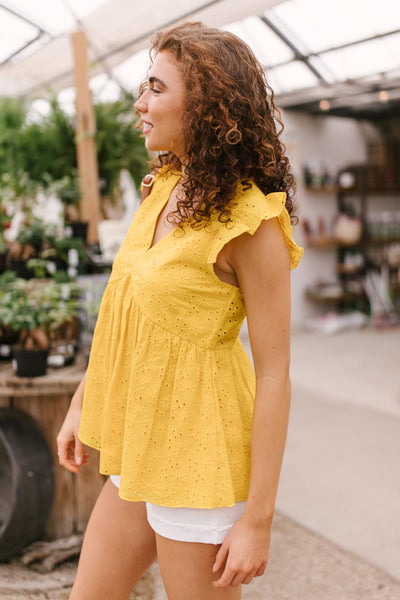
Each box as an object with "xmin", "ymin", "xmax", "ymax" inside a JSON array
[{"xmin": 142, "ymin": 120, "xmax": 153, "ymax": 134}]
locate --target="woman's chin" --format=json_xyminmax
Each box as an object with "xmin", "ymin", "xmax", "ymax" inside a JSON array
[{"xmin": 145, "ymin": 139, "xmax": 167, "ymax": 152}]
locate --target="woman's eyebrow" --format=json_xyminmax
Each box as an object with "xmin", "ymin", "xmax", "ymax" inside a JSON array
[{"xmin": 149, "ymin": 75, "xmax": 168, "ymax": 88}]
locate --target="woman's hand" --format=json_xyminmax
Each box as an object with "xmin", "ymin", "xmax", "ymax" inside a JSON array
[
  {"xmin": 56, "ymin": 377, "xmax": 89, "ymax": 473},
  {"xmin": 212, "ymin": 515, "xmax": 271, "ymax": 588}
]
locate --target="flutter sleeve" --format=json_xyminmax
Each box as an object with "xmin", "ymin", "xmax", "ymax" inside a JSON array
[{"xmin": 207, "ymin": 188, "xmax": 303, "ymax": 270}]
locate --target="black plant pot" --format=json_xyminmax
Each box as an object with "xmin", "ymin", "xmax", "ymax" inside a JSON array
[
  {"xmin": 12, "ymin": 348, "xmax": 49, "ymax": 378},
  {"xmin": 8, "ymin": 259, "xmax": 34, "ymax": 279},
  {"xmin": 0, "ymin": 328, "xmax": 19, "ymax": 361},
  {"xmin": 0, "ymin": 250, "xmax": 7, "ymax": 275},
  {"xmin": 65, "ymin": 221, "xmax": 88, "ymax": 242}
]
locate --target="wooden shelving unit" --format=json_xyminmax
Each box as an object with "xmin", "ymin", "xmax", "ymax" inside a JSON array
[
  {"xmin": 305, "ymin": 164, "xmax": 400, "ymax": 312},
  {"xmin": 307, "ymin": 237, "xmax": 360, "ymax": 249}
]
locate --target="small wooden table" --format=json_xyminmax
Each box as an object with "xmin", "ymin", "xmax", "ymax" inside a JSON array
[{"xmin": 0, "ymin": 356, "xmax": 105, "ymax": 540}]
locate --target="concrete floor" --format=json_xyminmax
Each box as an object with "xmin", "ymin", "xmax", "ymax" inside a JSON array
[
  {"xmin": 282, "ymin": 328, "xmax": 400, "ymax": 580},
  {"xmin": 2, "ymin": 326, "xmax": 399, "ymax": 599}
]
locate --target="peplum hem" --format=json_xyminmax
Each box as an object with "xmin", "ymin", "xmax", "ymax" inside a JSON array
[{"xmin": 79, "ymin": 283, "xmax": 255, "ymax": 508}]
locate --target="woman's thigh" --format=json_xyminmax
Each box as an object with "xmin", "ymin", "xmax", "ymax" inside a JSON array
[
  {"xmin": 156, "ymin": 534, "xmax": 241, "ymax": 600},
  {"xmin": 70, "ymin": 478, "xmax": 157, "ymax": 600}
]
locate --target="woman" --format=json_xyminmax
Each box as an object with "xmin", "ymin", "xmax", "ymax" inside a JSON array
[{"xmin": 57, "ymin": 21, "xmax": 303, "ymax": 600}]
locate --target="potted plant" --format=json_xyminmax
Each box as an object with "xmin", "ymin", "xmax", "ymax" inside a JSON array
[
  {"xmin": 0, "ymin": 199, "xmax": 13, "ymax": 274},
  {"xmin": 53, "ymin": 237, "xmax": 86, "ymax": 269},
  {"xmin": 0, "ymin": 277, "xmax": 79, "ymax": 377},
  {"xmin": 52, "ymin": 173, "xmax": 89, "ymax": 242},
  {"xmin": 6, "ymin": 218, "xmax": 57, "ymax": 278},
  {"xmin": 0, "ymin": 171, "xmax": 38, "ymax": 224},
  {"xmin": 0, "ymin": 273, "xmax": 19, "ymax": 359},
  {"xmin": 6, "ymin": 215, "xmax": 87, "ymax": 279}
]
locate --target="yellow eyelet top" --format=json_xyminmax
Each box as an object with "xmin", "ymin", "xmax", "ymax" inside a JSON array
[{"xmin": 79, "ymin": 168, "xmax": 303, "ymax": 508}]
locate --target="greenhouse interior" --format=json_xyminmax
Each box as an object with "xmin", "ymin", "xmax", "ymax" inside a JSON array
[{"xmin": 0, "ymin": 1, "xmax": 399, "ymax": 599}]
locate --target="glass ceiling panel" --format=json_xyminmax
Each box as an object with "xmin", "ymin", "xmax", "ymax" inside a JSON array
[
  {"xmin": 3, "ymin": 0, "xmax": 107, "ymax": 36},
  {"xmin": 307, "ymin": 56, "xmax": 337, "ymax": 84},
  {"xmin": 113, "ymin": 48, "xmax": 150, "ymax": 91},
  {"xmin": 322, "ymin": 33, "xmax": 400, "ymax": 81},
  {"xmin": 225, "ymin": 17, "xmax": 293, "ymax": 67},
  {"xmin": 89, "ymin": 73, "xmax": 121, "ymax": 103},
  {"xmin": 269, "ymin": 0, "xmax": 400, "ymax": 54},
  {"xmin": 0, "ymin": 8, "xmax": 37, "ymax": 62},
  {"xmin": 57, "ymin": 86, "xmax": 76, "ymax": 115},
  {"xmin": 64, "ymin": 0, "xmax": 108, "ymax": 20},
  {"xmin": 267, "ymin": 61, "xmax": 319, "ymax": 94}
]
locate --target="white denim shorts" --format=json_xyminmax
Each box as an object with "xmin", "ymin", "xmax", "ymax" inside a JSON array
[{"xmin": 110, "ymin": 475, "xmax": 246, "ymax": 545}]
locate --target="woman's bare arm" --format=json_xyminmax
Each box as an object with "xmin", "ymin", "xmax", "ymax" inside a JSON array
[
  {"xmin": 213, "ymin": 217, "xmax": 291, "ymax": 588},
  {"xmin": 56, "ymin": 372, "xmax": 90, "ymax": 473}
]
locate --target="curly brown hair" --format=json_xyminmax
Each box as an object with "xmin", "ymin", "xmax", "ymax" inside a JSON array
[{"xmin": 145, "ymin": 21, "xmax": 296, "ymax": 226}]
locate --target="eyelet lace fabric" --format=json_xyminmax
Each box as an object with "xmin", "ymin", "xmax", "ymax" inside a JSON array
[{"xmin": 79, "ymin": 168, "xmax": 303, "ymax": 507}]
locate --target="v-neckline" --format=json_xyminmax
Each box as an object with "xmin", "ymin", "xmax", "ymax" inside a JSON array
[{"xmin": 146, "ymin": 174, "xmax": 182, "ymax": 253}]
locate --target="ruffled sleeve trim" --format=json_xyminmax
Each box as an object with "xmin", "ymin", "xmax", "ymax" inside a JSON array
[{"xmin": 207, "ymin": 189, "xmax": 303, "ymax": 270}]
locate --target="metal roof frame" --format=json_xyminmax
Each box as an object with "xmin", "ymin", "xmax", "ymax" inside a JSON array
[{"xmin": 1, "ymin": 0, "xmax": 400, "ymax": 120}]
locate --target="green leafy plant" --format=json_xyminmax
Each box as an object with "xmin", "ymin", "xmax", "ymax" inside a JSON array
[
  {"xmin": 0, "ymin": 98, "xmax": 27, "ymax": 180},
  {"xmin": 0, "ymin": 95, "xmax": 149, "ymax": 218},
  {"xmin": 7, "ymin": 218, "xmax": 57, "ymax": 270},
  {"xmin": 50, "ymin": 171, "xmax": 80, "ymax": 206},
  {"xmin": 6, "ymin": 216, "xmax": 88, "ymax": 278},
  {"xmin": 17, "ymin": 218, "xmax": 56, "ymax": 250},
  {"xmin": 95, "ymin": 93, "xmax": 149, "ymax": 198},
  {"xmin": 0, "ymin": 276, "xmax": 79, "ymax": 350},
  {"xmin": 26, "ymin": 258, "xmax": 48, "ymax": 279},
  {"xmin": 0, "ymin": 202, "xmax": 12, "ymax": 253},
  {"xmin": 53, "ymin": 237, "xmax": 86, "ymax": 263},
  {"xmin": 0, "ymin": 171, "xmax": 39, "ymax": 220}
]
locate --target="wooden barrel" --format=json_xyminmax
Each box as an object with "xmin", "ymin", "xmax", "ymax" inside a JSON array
[
  {"xmin": 0, "ymin": 408, "xmax": 54, "ymax": 560},
  {"xmin": 0, "ymin": 356, "xmax": 105, "ymax": 547}
]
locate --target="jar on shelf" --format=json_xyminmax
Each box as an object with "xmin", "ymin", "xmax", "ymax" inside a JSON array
[{"xmin": 333, "ymin": 213, "xmax": 362, "ymax": 244}]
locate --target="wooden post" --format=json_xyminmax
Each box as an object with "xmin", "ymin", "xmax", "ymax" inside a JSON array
[{"xmin": 71, "ymin": 30, "xmax": 101, "ymax": 243}]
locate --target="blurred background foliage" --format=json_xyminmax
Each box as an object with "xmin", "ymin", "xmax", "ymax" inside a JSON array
[{"xmin": 0, "ymin": 93, "xmax": 149, "ymax": 202}]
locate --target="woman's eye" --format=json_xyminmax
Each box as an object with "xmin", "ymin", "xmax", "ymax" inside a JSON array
[{"xmin": 150, "ymin": 88, "xmax": 161, "ymax": 95}]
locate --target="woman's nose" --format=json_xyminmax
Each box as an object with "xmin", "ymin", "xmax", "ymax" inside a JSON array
[{"xmin": 134, "ymin": 94, "xmax": 146, "ymax": 113}]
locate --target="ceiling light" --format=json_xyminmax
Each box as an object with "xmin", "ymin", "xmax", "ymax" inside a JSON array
[
  {"xmin": 319, "ymin": 99, "xmax": 330, "ymax": 110},
  {"xmin": 379, "ymin": 90, "xmax": 389, "ymax": 102}
]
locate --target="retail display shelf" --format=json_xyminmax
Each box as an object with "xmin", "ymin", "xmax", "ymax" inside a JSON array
[
  {"xmin": 304, "ymin": 185, "xmax": 340, "ymax": 194},
  {"xmin": 306, "ymin": 288, "xmax": 364, "ymax": 304},
  {"xmin": 366, "ymin": 236, "xmax": 400, "ymax": 245},
  {"xmin": 336, "ymin": 264, "xmax": 364, "ymax": 275},
  {"xmin": 305, "ymin": 161, "xmax": 400, "ymax": 316},
  {"xmin": 306, "ymin": 237, "xmax": 360, "ymax": 248}
]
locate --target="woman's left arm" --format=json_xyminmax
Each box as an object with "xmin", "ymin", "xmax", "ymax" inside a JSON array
[{"xmin": 213, "ymin": 217, "xmax": 292, "ymax": 588}]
